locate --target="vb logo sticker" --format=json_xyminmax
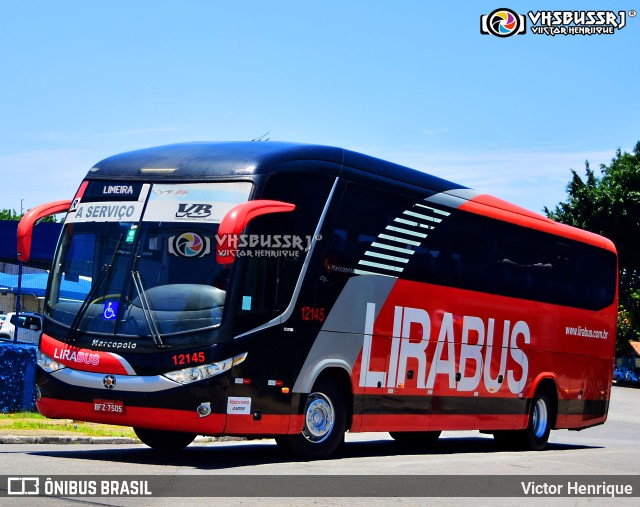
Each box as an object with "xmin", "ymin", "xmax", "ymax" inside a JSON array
[{"xmin": 175, "ymin": 203, "xmax": 212, "ymax": 219}]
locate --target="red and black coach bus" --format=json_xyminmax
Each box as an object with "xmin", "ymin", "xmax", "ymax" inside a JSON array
[{"xmin": 19, "ymin": 142, "xmax": 618, "ymax": 459}]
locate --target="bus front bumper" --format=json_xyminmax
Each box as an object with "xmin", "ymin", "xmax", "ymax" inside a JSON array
[{"xmin": 35, "ymin": 366, "xmax": 228, "ymax": 435}]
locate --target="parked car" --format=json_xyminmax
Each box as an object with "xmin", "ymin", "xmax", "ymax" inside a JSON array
[
  {"xmin": 613, "ymin": 365, "xmax": 626, "ymax": 382},
  {"xmin": 612, "ymin": 365, "xmax": 640, "ymax": 386},
  {"xmin": 0, "ymin": 312, "xmax": 43, "ymax": 344},
  {"xmin": 624, "ymin": 368, "xmax": 639, "ymax": 386}
]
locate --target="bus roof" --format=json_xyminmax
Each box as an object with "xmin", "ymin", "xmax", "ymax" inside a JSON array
[
  {"xmin": 87, "ymin": 141, "xmax": 465, "ymax": 195},
  {"xmin": 86, "ymin": 141, "xmax": 616, "ymax": 253}
]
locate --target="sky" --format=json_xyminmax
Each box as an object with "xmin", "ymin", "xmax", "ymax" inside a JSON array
[{"xmin": 0, "ymin": 1, "xmax": 638, "ymax": 215}]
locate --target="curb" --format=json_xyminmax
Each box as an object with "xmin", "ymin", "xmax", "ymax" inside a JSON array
[
  {"xmin": 0, "ymin": 435, "xmax": 246, "ymax": 445},
  {"xmin": 0, "ymin": 435, "xmax": 139, "ymax": 444}
]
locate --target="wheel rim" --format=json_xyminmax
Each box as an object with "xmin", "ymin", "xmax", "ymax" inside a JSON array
[
  {"xmin": 302, "ymin": 392, "xmax": 334, "ymax": 443},
  {"xmin": 532, "ymin": 398, "xmax": 548, "ymax": 438}
]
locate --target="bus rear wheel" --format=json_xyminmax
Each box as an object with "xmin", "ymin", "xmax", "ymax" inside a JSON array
[
  {"xmin": 494, "ymin": 389, "xmax": 554, "ymax": 451},
  {"xmin": 134, "ymin": 427, "xmax": 196, "ymax": 451},
  {"xmin": 276, "ymin": 379, "xmax": 346, "ymax": 460}
]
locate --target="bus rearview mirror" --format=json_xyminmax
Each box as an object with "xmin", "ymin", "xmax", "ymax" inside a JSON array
[{"xmin": 216, "ymin": 200, "xmax": 295, "ymax": 265}]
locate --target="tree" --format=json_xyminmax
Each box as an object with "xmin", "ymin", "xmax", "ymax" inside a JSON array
[
  {"xmin": 544, "ymin": 141, "xmax": 640, "ymax": 349},
  {"xmin": 0, "ymin": 209, "xmax": 22, "ymax": 220},
  {"xmin": 0, "ymin": 208, "xmax": 57, "ymax": 222}
]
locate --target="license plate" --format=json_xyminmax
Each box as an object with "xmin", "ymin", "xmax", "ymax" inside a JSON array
[{"xmin": 93, "ymin": 399, "xmax": 125, "ymax": 414}]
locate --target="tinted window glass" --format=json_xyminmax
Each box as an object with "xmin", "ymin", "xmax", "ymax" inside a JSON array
[
  {"xmin": 319, "ymin": 182, "xmax": 616, "ymax": 311},
  {"xmin": 233, "ymin": 171, "xmax": 334, "ymax": 334},
  {"xmin": 321, "ymin": 183, "xmax": 425, "ymax": 279}
]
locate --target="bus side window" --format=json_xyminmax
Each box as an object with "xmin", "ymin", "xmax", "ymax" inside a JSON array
[{"xmin": 319, "ymin": 183, "xmax": 417, "ymax": 279}]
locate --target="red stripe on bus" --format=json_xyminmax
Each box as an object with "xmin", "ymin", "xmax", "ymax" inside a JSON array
[
  {"xmin": 459, "ymin": 194, "xmax": 616, "ymax": 252},
  {"xmin": 40, "ymin": 334, "xmax": 135, "ymax": 376},
  {"xmin": 37, "ymin": 397, "xmax": 226, "ymax": 434},
  {"xmin": 225, "ymin": 414, "xmax": 304, "ymax": 435},
  {"xmin": 355, "ymin": 414, "xmax": 528, "ymax": 432}
]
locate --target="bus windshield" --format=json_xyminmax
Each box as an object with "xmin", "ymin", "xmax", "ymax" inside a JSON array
[
  {"xmin": 44, "ymin": 180, "xmax": 253, "ymax": 347},
  {"xmin": 46, "ymin": 221, "xmax": 229, "ymax": 343}
]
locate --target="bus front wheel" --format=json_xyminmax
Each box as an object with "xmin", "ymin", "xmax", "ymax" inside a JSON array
[
  {"xmin": 276, "ymin": 379, "xmax": 346, "ymax": 459},
  {"xmin": 134, "ymin": 427, "xmax": 196, "ymax": 452}
]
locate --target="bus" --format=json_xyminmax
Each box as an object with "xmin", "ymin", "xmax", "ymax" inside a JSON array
[{"xmin": 19, "ymin": 142, "xmax": 618, "ymax": 459}]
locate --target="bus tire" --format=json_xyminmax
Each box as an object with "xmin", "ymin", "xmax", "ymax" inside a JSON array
[
  {"xmin": 522, "ymin": 389, "xmax": 553, "ymax": 451},
  {"xmin": 389, "ymin": 431, "xmax": 441, "ymax": 448},
  {"xmin": 493, "ymin": 389, "xmax": 554, "ymax": 451},
  {"xmin": 277, "ymin": 378, "xmax": 346, "ymax": 460},
  {"xmin": 134, "ymin": 427, "xmax": 196, "ymax": 451}
]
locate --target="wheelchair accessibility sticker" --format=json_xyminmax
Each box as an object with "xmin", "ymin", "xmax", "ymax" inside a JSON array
[{"xmin": 102, "ymin": 302, "xmax": 119, "ymax": 320}]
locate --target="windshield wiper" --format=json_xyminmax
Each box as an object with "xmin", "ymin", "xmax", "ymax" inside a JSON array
[
  {"xmin": 66, "ymin": 263, "xmax": 112, "ymax": 344},
  {"xmin": 66, "ymin": 234, "xmax": 124, "ymax": 344},
  {"xmin": 131, "ymin": 270, "xmax": 165, "ymax": 348}
]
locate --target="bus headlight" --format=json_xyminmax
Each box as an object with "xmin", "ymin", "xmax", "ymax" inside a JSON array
[
  {"xmin": 163, "ymin": 352, "xmax": 247, "ymax": 385},
  {"xmin": 37, "ymin": 350, "xmax": 66, "ymax": 373}
]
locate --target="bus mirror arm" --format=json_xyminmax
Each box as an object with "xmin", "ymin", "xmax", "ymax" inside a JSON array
[
  {"xmin": 216, "ymin": 200, "xmax": 296, "ymax": 264},
  {"xmin": 17, "ymin": 200, "xmax": 72, "ymax": 262}
]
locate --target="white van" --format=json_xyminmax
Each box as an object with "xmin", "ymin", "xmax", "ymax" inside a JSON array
[{"xmin": 0, "ymin": 312, "xmax": 43, "ymax": 344}]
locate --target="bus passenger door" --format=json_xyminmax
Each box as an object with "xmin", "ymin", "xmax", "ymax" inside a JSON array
[{"xmin": 356, "ymin": 309, "xmax": 395, "ymax": 432}]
